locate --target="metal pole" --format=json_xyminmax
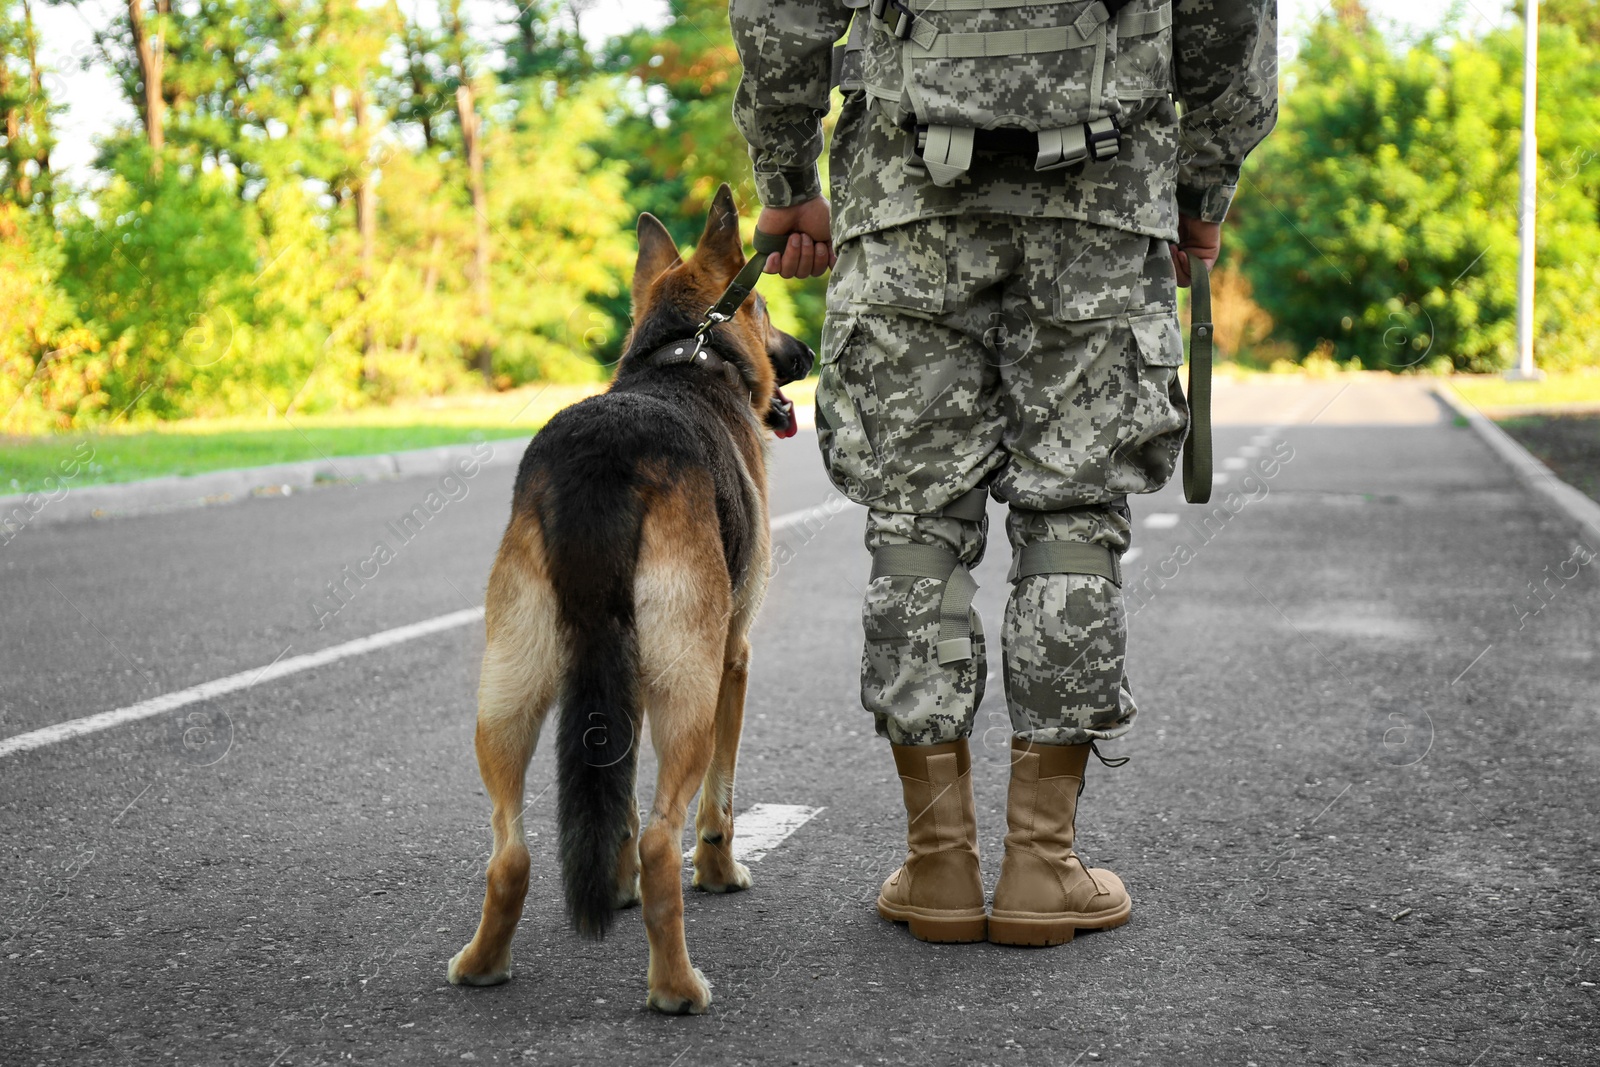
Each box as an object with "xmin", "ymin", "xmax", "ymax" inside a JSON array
[{"xmin": 1508, "ymin": 0, "xmax": 1543, "ymax": 380}]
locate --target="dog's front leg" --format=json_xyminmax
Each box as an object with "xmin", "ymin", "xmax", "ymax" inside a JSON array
[{"xmin": 692, "ymin": 636, "xmax": 753, "ymax": 894}]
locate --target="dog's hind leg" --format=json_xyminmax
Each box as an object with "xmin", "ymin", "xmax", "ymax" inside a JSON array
[
  {"xmin": 635, "ymin": 545, "xmax": 727, "ymax": 1011},
  {"xmin": 692, "ymin": 634, "xmax": 753, "ymax": 894},
  {"xmin": 448, "ymin": 530, "xmax": 561, "ymax": 987},
  {"xmin": 637, "ymin": 668, "xmax": 720, "ymax": 1014}
]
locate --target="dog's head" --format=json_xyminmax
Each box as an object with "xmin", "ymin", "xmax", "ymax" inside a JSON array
[{"xmin": 626, "ymin": 184, "xmax": 814, "ymax": 437}]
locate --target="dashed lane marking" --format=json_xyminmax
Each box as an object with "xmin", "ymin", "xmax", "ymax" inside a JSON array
[
  {"xmin": 1143, "ymin": 513, "xmax": 1180, "ymax": 529},
  {"xmin": 1, "ymin": 503, "xmax": 837, "ymax": 759},
  {"xmin": 683, "ymin": 803, "xmax": 824, "ymax": 864}
]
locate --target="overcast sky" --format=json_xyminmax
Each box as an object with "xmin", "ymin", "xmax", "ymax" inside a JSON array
[{"xmin": 34, "ymin": 0, "xmax": 1513, "ymax": 188}]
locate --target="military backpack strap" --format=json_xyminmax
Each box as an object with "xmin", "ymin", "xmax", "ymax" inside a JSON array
[
  {"xmin": 871, "ymin": 544, "xmax": 981, "ymax": 666},
  {"xmin": 832, "ymin": 0, "xmax": 873, "ymax": 91},
  {"xmin": 1182, "ymin": 258, "xmax": 1214, "ymax": 505}
]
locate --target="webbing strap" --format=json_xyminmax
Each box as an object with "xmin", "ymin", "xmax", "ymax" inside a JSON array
[
  {"xmin": 871, "ymin": 544, "xmax": 981, "ymax": 666},
  {"xmin": 940, "ymin": 485, "xmax": 988, "ymax": 523},
  {"xmin": 1007, "ymin": 541, "xmax": 1121, "ymax": 586},
  {"xmin": 922, "ymin": 125, "xmax": 975, "ymax": 186},
  {"xmin": 1183, "ymin": 259, "xmax": 1214, "ymax": 505},
  {"xmin": 703, "ymin": 229, "xmax": 790, "ymax": 325},
  {"xmin": 918, "ymin": 0, "xmax": 1130, "ymax": 11},
  {"xmin": 918, "ymin": 0, "xmax": 1098, "ymax": 9},
  {"xmin": 1118, "ymin": 5, "xmax": 1173, "ymax": 36},
  {"xmin": 832, "ymin": 9, "xmax": 872, "ymax": 90},
  {"xmin": 905, "ymin": 21, "xmax": 1104, "ymax": 59},
  {"xmin": 871, "ymin": 543, "xmax": 956, "ymax": 582}
]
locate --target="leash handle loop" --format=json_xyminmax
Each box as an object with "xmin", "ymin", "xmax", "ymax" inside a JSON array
[{"xmin": 1181, "ymin": 257, "xmax": 1214, "ymax": 505}]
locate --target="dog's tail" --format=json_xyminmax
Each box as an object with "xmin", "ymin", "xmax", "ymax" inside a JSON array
[{"xmin": 543, "ymin": 478, "xmax": 645, "ymax": 940}]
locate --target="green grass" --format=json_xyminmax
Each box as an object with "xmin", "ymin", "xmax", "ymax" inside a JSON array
[
  {"xmin": 1, "ymin": 383, "xmax": 605, "ymax": 495},
  {"xmin": 1447, "ymin": 370, "xmax": 1600, "ymax": 412},
  {"xmin": 1497, "ymin": 413, "xmax": 1600, "ymax": 504}
]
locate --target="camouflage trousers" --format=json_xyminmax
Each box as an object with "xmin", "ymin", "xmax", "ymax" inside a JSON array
[{"xmin": 816, "ymin": 212, "xmax": 1187, "ymax": 747}]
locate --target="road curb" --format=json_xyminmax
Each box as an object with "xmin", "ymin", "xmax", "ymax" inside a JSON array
[
  {"xmin": 1432, "ymin": 382, "xmax": 1600, "ymax": 545},
  {"xmin": 0, "ymin": 435, "xmax": 532, "ymax": 535}
]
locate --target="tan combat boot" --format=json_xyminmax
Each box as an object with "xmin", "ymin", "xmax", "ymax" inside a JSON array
[
  {"xmin": 875, "ymin": 739, "xmax": 988, "ymax": 943},
  {"xmin": 988, "ymin": 738, "xmax": 1131, "ymax": 946}
]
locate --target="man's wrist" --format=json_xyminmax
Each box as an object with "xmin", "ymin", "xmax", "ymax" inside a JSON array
[
  {"xmin": 1176, "ymin": 182, "xmax": 1237, "ymax": 225},
  {"xmin": 751, "ymin": 161, "xmax": 824, "ymax": 209}
]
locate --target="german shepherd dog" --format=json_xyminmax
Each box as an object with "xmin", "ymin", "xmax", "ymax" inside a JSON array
[{"xmin": 446, "ymin": 186, "xmax": 813, "ymax": 1014}]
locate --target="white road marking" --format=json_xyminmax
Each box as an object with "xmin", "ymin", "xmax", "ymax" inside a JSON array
[
  {"xmin": 1222, "ymin": 456, "xmax": 1248, "ymax": 470},
  {"xmin": 1143, "ymin": 513, "xmax": 1180, "ymax": 529},
  {"xmin": 1239, "ymin": 445, "xmax": 1261, "ymax": 458},
  {"xmin": 684, "ymin": 803, "xmax": 824, "ymax": 864},
  {"xmin": 1123, "ymin": 547, "xmax": 1143, "ymax": 564},
  {"xmin": 770, "ymin": 499, "xmax": 855, "ymax": 535},
  {"xmin": 2, "ymin": 502, "xmax": 833, "ymax": 759},
  {"xmin": 0, "ymin": 608, "xmax": 485, "ymax": 758},
  {"xmin": 1214, "ymin": 473, "xmax": 1230, "ymax": 485}
]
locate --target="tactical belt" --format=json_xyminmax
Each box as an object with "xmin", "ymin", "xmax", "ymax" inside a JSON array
[
  {"xmin": 916, "ymin": 117, "xmax": 1121, "ymax": 177},
  {"xmin": 1183, "ymin": 259, "xmax": 1214, "ymax": 505}
]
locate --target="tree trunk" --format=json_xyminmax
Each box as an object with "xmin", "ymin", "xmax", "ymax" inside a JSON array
[
  {"xmin": 353, "ymin": 80, "xmax": 377, "ymax": 362},
  {"xmin": 127, "ymin": 0, "xmax": 164, "ymax": 167},
  {"xmin": 22, "ymin": 0, "xmax": 49, "ymax": 209},
  {"xmin": 403, "ymin": 235, "xmax": 445, "ymax": 354},
  {"xmin": 456, "ymin": 81, "xmax": 493, "ymax": 384}
]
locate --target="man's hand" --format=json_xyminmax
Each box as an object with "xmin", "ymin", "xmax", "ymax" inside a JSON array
[
  {"xmin": 756, "ymin": 197, "xmax": 837, "ymax": 279},
  {"xmin": 1169, "ymin": 215, "xmax": 1222, "ymax": 288}
]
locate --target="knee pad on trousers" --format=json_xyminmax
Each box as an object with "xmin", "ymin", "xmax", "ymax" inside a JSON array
[
  {"xmin": 1003, "ymin": 539, "xmax": 1132, "ymax": 737},
  {"xmin": 871, "ymin": 544, "xmax": 980, "ymax": 665},
  {"xmin": 868, "ymin": 486, "xmax": 990, "ymax": 666}
]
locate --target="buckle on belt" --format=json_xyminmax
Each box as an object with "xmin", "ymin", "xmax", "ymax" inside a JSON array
[
  {"xmin": 1035, "ymin": 115, "xmax": 1122, "ymax": 172},
  {"xmin": 870, "ymin": 0, "xmax": 916, "ymax": 39}
]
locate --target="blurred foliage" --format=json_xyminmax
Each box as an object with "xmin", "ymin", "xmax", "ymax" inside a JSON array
[
  {"xmin": 3, "ymin": 0, "xmax": 1600, "ymax": 434},
  {"xmin": 1234, "ymin": 1, "xmax": 1600, "ymax": 372}
]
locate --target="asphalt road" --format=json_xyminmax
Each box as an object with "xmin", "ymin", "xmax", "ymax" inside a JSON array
[{"xmin": 2, "ymin": 378, "xmax": 1596, "ymax": 1066}]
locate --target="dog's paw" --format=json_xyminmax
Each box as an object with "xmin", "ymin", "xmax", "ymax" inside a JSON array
[
  {"xmin": 647, "ymin": 967, "xmax": 712, "ymax": 1015},
  {"xmin": 691, "ymin": 856, "xmax": 752, "ymax": 894},
  {"xmin": 447, "ymin": 945, "xmax": 512, "ymax": 987}
]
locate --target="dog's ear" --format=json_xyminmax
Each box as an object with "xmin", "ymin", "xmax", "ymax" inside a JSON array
[
  {"xmin": 632, "ymin": 213, "xmax": 681, "ymax": 312},
  {"xmin": 694, "ymin": 183, "xmax": 746, "ymax": 276}
]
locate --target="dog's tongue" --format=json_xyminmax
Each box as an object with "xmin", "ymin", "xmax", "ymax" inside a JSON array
[{"xmin": 772, "ymin": 387, "xmax": 799, "ymax": 439}]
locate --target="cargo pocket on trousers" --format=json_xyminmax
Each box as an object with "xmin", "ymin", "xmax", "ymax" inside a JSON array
[
  {"xmin": 1125, "ymin": 308, "xmax": 1187, "ymax": 486},
  {"xmin": 817, "ymin": 314, "xmax": 883, "ymax": 503},
  {"xmin": 858, "ymin": 219, "xmax": 948, "ymax": 314},
  {"xmin": 1054, "ymin": 225, "xmax": 1154, "ymax": 322}
]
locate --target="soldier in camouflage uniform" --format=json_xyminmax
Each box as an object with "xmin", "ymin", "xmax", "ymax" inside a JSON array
[{"xmin": 731, "ymin": 0, "xmax": 1277, "ymax": 945}]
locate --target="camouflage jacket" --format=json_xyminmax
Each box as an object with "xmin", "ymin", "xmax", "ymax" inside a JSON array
[{"xmin": 730, "ymin": 0, "xmax": 1278, "ymax": 245}]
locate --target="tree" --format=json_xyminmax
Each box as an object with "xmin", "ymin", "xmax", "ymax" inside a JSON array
[
  {"xmin": 0, "ymin": 0, "xmax": 55, "ymax": 209},
  {"xmin": 1234, "ymin": 5, "xmax": 1600, "ymax": 371}
]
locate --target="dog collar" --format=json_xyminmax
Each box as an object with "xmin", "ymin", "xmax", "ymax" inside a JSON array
[
  {"xmin": 643, "ymin": 337, "xmax": 746, "ymax": 391},
  {"xmin": 640, "ymin": 337, "xmax": 800, "ymax": 440}
]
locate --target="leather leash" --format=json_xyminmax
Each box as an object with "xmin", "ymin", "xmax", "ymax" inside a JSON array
[
  {"xmin": 1182, "ymin": 258, "xmax": 1214, "ymax": 505},
  {"xmin": 692, "ymin": 228, "xmax": 792, "ymax": 348}
]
